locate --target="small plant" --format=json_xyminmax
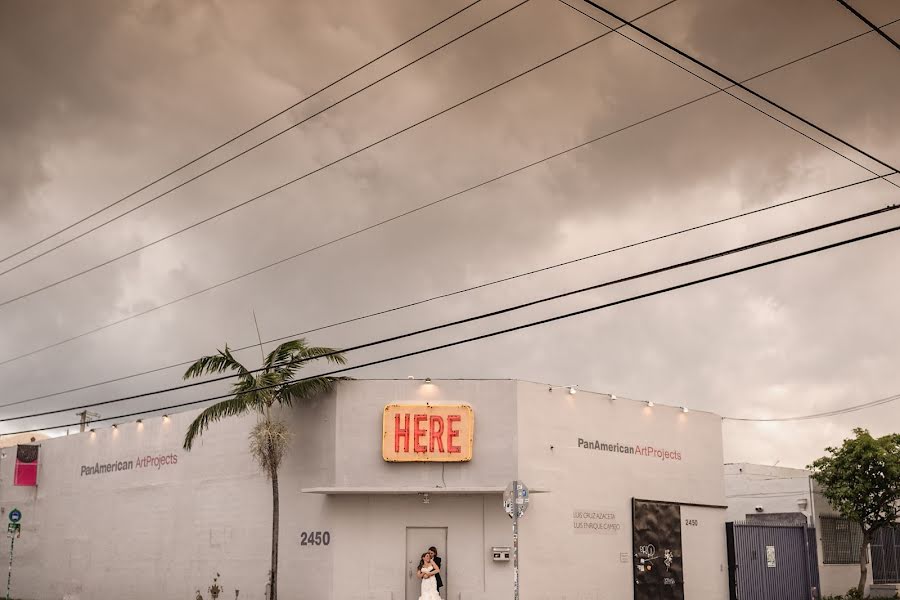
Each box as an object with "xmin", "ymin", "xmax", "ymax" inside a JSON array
[
  {"xmin": 209, "ymin": 573, "xmax": 223, "ymax": 600},
  {"xmin": 823, "ymin": 589, "xmax": 899, "ymax": 600}
]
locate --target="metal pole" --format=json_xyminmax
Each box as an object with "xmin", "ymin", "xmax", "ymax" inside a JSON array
[
  {"xmin": 6, "ymin": 531, "xmax": 15, "ymax": 600},
  {"xmin": 512, "ymin": 479, "xmax": 519, "ymax": 600}
]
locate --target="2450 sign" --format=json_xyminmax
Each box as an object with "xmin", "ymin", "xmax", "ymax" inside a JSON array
[
  {"xmin": 382, "ymin": 404, "xmax": 474, "ymax": 462},
  {"xmin": 300, "ymin": 531, "xmax": 331, "ymax": 546}
]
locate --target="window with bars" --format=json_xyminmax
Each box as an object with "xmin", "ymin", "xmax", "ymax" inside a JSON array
[{"xmin": 820, "ymin": 515, "xmax": 864, "ymax": 564}]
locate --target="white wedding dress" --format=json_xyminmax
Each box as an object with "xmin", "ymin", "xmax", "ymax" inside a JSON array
[{"xmin": 418, "ymin": 565, "xmax": 441, "ymax": 600}]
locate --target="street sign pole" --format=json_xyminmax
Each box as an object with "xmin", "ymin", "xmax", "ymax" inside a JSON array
[
  {"xmin": 512, "ymin": 480, "xmax": 519, "ymax": 600},
  {"xmin": 6, "ymin": 530, "xmax": 14, "ymax": 600},
  {"xmin": 6, "ymin": 508, "xmax": 21, "ymax": 600},
  {"xmin": 504, "ymin": 481, "xmax": 528, "ymax": 600}
]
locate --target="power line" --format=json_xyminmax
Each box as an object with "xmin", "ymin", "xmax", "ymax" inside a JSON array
[
  {"xmin": 576, "ymin": 0, "xmax": 900, "ymax": 179},
  {"xmin": 4, "ymin": 218, "xmax": 900, "ymax": 436},
  {"xmin": 0, "ymin": 0, "xmax": 526, "ymax": 281},
  {"xmin": 0, "ymin": 173, "xmax": 884, "ymax": 408},
  {"xmin": 563, "ymin": 0, "xmax": 900, "ymax": 190},
  {"xmin": 0, "ymin": 0, "xmax": 673, "ymax": 308},
  {"xmin": 1, "ymin": 15, "xmax": 891, "ymax": 371},
  {"xmin": 834, "ymin": 0, "xmax": 900, "ymax": 52},
  {"xmin": 2, "ymin": 204, "xmax": 897, "ymax": 423},
  {"xmin": 0, "ymin": 0, "xmax": 486, "ymax": 270},
  {"xmin": 724, "ymin": 391, "xmax": 900, "ymax": 422}
]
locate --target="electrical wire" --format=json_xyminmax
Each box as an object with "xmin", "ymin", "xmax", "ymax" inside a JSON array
[
  {"xmin": 3, "ymin": 218, "xmax": 900, "ymax": 436},
  {"xmin": 0, "ymin": 0, "xmax": 673, "ymax": 308},
  {"xmin": 834, "ymin": 0, "xmax": 900, "ymax": 52},
  {"xmin": 723, "ymin": 391, "xmax": 900, "ymax": 422},
  {"xmin": 575, "ymin": 0, "xmax": 900, "ymax": 179},
  {"xmin": 2, "ymin": 204, "xmax": 897, "ymax": 424},
  {"xmin": 0, "ymin": 173, "xmax": 885, "ymax": 408},
  {"xmin": 563, "ymin": 0, "xmax": 900, "ymax": 190},
  {"xmin": 2, "ymin": 13, "xmax": 893, "ymax": 371},
  {"xmin": 0, "ymin": 0, "xmax": 487, "ymax": 270}
]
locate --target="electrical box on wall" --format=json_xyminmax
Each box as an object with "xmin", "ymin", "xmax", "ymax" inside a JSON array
[{"xmin": 491, "ymin": 546, "xmax": 511, "ymax": 561}]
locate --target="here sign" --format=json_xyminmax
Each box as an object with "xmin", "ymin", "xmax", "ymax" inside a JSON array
[{"xmin": 382, "ymin": 404, "xmax": 474, "ymax": 462}]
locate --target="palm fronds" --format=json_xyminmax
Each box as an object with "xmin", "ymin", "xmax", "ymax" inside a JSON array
[
  {"xmin": 183, "ymin": 346, "xmax": 251, "ymax": 380},
  {"xmin": 182, "ymin": 338, "xmax": 349, "ymax": 451},
  {"xmin": 282, "ymin": 376, "xmax": 350, "ymax": 406},
  {"xmin": 183, "ymin": 395, "xmax": 257, "ymax": 450}
]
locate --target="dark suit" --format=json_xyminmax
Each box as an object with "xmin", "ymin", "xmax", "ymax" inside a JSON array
[{"xmin": 433, "ymin": 556, "xmax": 443, "ymax": 591}]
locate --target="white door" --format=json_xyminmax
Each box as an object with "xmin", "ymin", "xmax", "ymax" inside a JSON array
[{"xmin": 406, "ymin": 526, "xmax": 447, "ymax": 600}]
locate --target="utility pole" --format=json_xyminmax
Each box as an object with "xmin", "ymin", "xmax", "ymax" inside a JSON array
[{"xmin": 76, "ymin": 411, "xmax": 100, "ymax": 433}]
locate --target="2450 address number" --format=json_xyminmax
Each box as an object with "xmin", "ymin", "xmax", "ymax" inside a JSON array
[{"xmin": 300, "ymin": 531, "xmax": 331, "ymax": 546}]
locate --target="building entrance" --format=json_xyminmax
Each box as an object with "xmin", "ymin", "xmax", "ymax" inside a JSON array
[{"xmin": 406, "ymin": 526, "xmax": 448, "ymax": 600}]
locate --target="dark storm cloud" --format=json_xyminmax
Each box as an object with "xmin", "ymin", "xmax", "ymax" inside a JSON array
[{"xmin": 0, "ymin": 0, "xmax": 899, "ymax": 467}]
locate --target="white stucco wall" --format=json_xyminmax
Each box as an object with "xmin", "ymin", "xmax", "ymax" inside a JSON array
[
  {"xmin": 724, "ymin": 463, "xmax": 814, "ymax": 523},
  {"xmin": 515, "ymin": 381, "xmax": 728, "ymax": 600},
  {"xmin": 0, "ymin": 379, "xmax": 729, "ymax": 600}
]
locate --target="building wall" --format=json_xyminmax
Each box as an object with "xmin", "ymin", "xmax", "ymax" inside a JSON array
[
  {"xmin": 723, "ymin": 463, "xmax": 873, "ymax": 596},
  {"xmin": 0, "ymin": 379, "xmax": 729, "ymax": 600},
  {"xmin": 0, "ymin": 380, "xmax": 519, "ymax": 600},
  {"xmin": 330, "ymin": 379, "xmax": 517, "ymax": 489},
  {"xmin": 724, "ymin": 463, "xmax": 814, "ymax": 523},
  {"xmin": 812, "ymin": 484, "xmax": 874, "ymax": 597},
  {"xmin": 515, "ymin": 381, "xmax": 729, "ymax": 600}
]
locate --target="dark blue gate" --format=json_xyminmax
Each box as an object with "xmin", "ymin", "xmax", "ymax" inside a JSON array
[{"xmin": 726, "ymin": 522, "xmax": 820, "ymax": 600}]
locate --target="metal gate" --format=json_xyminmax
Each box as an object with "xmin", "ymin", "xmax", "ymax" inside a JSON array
[
  {"xmin": 726, "ymin": 522, "xmax": 820, "ymax": 600},
  {"xmin": 872, "ymin": 526, "xmax": 900, "ymax": 584}
]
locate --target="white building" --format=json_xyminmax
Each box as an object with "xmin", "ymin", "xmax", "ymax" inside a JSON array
[
  {"xmin": 1, "ymin": 379, "xmax": 729, "ymax": 600},
  {"xmin": 724, "ymin": 463, "xmax": 900, "ymax": 597}
]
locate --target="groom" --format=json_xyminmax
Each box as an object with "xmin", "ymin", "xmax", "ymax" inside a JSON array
[{"xmin": 428, "ymin": 546, "xmax": 443, "ymax": 595}]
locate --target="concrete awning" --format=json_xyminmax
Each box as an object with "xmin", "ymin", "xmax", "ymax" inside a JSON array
[{"xmin": 301, "ymin": 486, "xmax": 548, "ymax": 495}]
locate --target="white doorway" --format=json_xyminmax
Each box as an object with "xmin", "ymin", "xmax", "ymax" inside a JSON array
[{"xmin": 406, "ymin": 526, "xmax": 448, "ymax": 600}]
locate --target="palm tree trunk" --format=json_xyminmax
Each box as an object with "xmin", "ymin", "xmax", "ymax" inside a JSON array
[{"xmin": 270, "ymin": 462, "xmax": 280, "ymax": 600}]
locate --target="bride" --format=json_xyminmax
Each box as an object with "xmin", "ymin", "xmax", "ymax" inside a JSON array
[{"xmin": 417, "ymin": 551, "xmax": 442, "ymax": 600}]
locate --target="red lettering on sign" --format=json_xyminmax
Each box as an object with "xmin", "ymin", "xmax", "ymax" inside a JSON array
[
  {"xmin": 429, "ymin": 416, "xmax": 445, "ymax": 452},
  {"xmin": 394, "ymin": 413, "xmax": 410, "ymax": 453},
  {"xmin": 413, "ymin": 414, "xmax": 428, "ymax": 453},
  {"xmin": 447, "ymin": 414, "xmax": 462, "ymax": 453}
]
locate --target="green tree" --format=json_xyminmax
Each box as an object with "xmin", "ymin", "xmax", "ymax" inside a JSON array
[
  {"xmin": 182, "ymin": 339, "xmax": 346, "ymax": 600},
  {"xmin": 809, "ymin": 428, "xmax": 900, "ymax": 597}
]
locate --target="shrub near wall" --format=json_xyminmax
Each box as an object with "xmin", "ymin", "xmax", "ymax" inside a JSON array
[{"xmin": 823, "ymin": 589, "xmax": 899, "ymax": 600}]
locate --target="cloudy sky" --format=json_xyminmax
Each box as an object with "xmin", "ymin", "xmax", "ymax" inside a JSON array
[{"xmin": 0, "ymin": 0, "xmax": 898, "ymax": 468}]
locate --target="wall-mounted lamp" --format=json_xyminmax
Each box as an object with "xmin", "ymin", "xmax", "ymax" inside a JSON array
[
  {"xmin": 422, "ymin": 493, "xmax": 431, "ymax": 505},
  {"xmin": 681, "ymin": 406, "xmax": 689, "ymax": 413},
  {"xmin": 646, "ymin": 401, "xmax": 655, "ymax": 407},
  {"xmin": 112, "ymin": 424, "xmax": 118, "ymax": 429},
  {"xmin": 568, "ymin": 386, "xmax": 577, "ymax": 395},
  {"xmin": 162, "ymin": 415, "xmax": 169, "ymax": 421},
  {"xmin": 136, "ymin": 419, "xmax": 143, "ymax": 424},
  {"xmin": 407, "ymin": 376, "xmax": 415, "ymax": 380},
  {"xmin": 424, "ymin": 378, "xmax": 432, "ymax": 384},
  {"xmin": 609, "ymin": 393, "xmax": 617, "ymax": 400}
]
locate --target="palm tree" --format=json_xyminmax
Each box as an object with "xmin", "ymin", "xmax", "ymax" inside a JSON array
[{"xmin": 182, "ymin": 339, "xmax": 346, "ymax": 600}]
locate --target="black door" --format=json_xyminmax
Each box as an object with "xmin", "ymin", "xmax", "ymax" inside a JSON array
[{"xmin": 633, "ymin": 499, "xmax": 685, "ymax": 600}]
